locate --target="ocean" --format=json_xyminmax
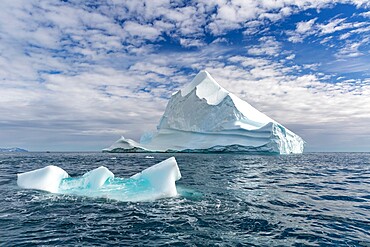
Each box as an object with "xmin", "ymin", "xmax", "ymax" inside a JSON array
[{"xmin": 0, "ymin": 152, "xmax": 369, "ymax": 246}]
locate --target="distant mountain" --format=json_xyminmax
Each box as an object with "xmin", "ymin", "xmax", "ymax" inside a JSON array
[{"xmin": 0, "ymin": 148, "xmax": 28, "ymax": 152}]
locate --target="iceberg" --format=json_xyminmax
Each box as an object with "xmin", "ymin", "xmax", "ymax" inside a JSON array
[
  {"xmin": 17, "ymin": 157, "xmax": 181, "ymax": 201},
  {"xmin": 104, "ymin": 70, "xmax": 304, "ymax": 154},
  {"xmin": 17, "ymin": 165, "xmax": 69, "ymax": 193}
]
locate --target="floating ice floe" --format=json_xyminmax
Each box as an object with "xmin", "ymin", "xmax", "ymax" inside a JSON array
[
  {"xmin": 17, "ymin": 157, "xmax": 181, "ymax": 202},
  {"xmin": 104, "ymin": 70, "xmax": 304, "ymax": 154}
]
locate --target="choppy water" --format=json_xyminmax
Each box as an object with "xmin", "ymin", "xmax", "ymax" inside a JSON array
[{"xmin": 0, "ymin": 152, "xmax": 370, "ymax": 246}]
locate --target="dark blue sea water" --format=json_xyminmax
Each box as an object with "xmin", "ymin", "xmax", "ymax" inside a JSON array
[{"xmin": 0, "ymin": 152, "xmax": 370, "ymax": 246}]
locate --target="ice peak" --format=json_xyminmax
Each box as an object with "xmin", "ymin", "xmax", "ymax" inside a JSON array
[
  {"xmin": 181, "ymin": 70, "xmax": 220, "ymax": 95},
  {"xmin": 180, "ymin": 70, "xmax": 228, "ymax": 105}
]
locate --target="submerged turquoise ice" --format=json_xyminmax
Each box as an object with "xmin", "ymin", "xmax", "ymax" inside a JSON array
[
  {"xmin": 59, "ymin": 175, "xmax": 157, "ymax": 201},
  {"xmin": 17, "ymin": 157, "xmax": 181, "ymax": 202}
]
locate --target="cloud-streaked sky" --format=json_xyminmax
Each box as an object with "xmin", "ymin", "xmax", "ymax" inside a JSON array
[{"xmin": 1, "ymin": 0, "xmax": 369, "ymax": 152}]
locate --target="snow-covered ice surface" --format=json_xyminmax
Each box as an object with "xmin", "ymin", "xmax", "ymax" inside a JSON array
[
  {"xmin": 104, "ymin": 71, "xmax": 304, "ymax": 154},
  {"xmin": 17, "ymin": 157, "xmax": 181, "ymax": 201}
]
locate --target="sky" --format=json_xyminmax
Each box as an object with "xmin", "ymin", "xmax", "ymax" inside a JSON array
[{"xmin": 0, "ymin": 0, "xmax": 369, "ymax": 152}]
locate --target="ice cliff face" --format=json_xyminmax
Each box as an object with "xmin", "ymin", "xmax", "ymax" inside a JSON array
[{"xmin": 104, "ymin": 70, "xmax": 304, "ymax": 154}]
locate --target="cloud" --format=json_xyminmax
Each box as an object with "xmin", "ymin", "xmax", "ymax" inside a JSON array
[
  {"xmin": 129, "ymin": 62, "xmax": 177, "ymax": 77},
  {"xmin": 337, "ymin": 22, "xmax": 370, "ymax": 40},
  {"xmin": 335, "ymin": 37, "xmax": 369, "ymax": 58},
  {"xmin": 296, "ymin": 18, "xmax": 317, "ymax": 33},
  {"xmin": 336, "ymin": 42, "xmax": 364, "ymax": 58},
  {"xmin": 123, "ymin": 21, "xmax": 162, "ymax": 41},
  {"xmin": 286, "ymin": 54, "xmax": 296, "ymax": 60},
  {"xmin": 318, "ymin": 18, "xmax": 354, "ymax": 35},
  {"xmin": 247, "ymin": 36, "xmax": 281, "ymax": 56},
  {"xmin": 179, "ymin": 38, "xmax": 206, "ymax": 47},
  {"xmin": 360, "ymin": 11, "xmax": 370, "ymax": 18},
  {"xmin": 286, "ymin": 18, "xmax": 317, "ymax": 43},
  {"xmin": 287, "ymin": 16, "xmax": 369, "ymax": 43}
]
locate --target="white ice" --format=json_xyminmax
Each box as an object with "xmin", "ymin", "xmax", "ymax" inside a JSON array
[
  {"xmin": 16, "ymin": 157, "xmax": 181, "ymax": 201},
  {"xmin": 81, "ymin": 166, "xmax": 114, "ymax": 189},
  {"xmin": 131, "ymin": 157, "xmax": 181, "ymax": 198},
  {"xmin": 17, "ymin": 165, "xmax": 69, "ymax": 193}
]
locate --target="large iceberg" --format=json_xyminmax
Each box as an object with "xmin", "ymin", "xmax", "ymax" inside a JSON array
[
  {"xmin": 104, "ymin": 71, "xmax": 304, "ymax": 154},
  {"xmin": 17, "ymin": 157, "xmax": 181, "ymax": 201}
]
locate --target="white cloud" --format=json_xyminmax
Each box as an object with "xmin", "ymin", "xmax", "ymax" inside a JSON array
[
  {"xmin": 303, "ymin": 63, "xmax": 321, "ymax": 70},
  {"xmin": 129, "ymin": 62, "xmax": 177, "ymax": 77},
  {"xmin": 360, "ymin": 11, "xmax": 370, "ymax": 18},
  {"xmin": 318, "ymin": 18, "xmax": 353, "ymax": 35},
  {"xmin": 123, "ymin": 21, "xmax": 162, "ymax": 41},
  {"xmin": 247, "ymin": 36, "xmax": 281, "ymax": 56},
  {"xmin": 286, "ymin": 54, "xmax": 296, "ymax": 60},
  {"xmin": 336, "ymin": 42, "xmax": 363, "ymax": 58},
  {"xmin": 296, "ymin": 18, "xmax": 317, "ymax": 33},
  {"xmin": 335, "ymin": 38, "xmax": 369, "ymax": 58},
  {"xmin": 287, "ymin": 16, "xmax": 369, "ymax": 44},
  {"xmin": 339, "ymin": 32, "xmax": 351, "ymax": 40},
  {"xmin": 286, "ymin": 17, "xmax": 318, "ymax": 43},
  {"xmin": 211, "ymin": 37, "xmax": 229, "ymax": 44},
  {"xmin": 179, "ymin": 38, "xmax": 206, "ymax": 47}
]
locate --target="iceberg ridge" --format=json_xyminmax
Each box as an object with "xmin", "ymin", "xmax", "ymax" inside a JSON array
[{"xmin": 104, "ymin": 70, "xmax": 304, "ymax": 154}]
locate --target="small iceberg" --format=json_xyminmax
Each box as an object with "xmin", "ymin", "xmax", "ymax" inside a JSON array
[{"xmin": 17, "ymin": 157, "xmax": 181, "ymax": 202}]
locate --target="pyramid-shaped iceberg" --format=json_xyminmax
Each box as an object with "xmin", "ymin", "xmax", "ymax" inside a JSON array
[{"xmin": 104, "ymin": 70, "xmax": 304, "ymax": 154}]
